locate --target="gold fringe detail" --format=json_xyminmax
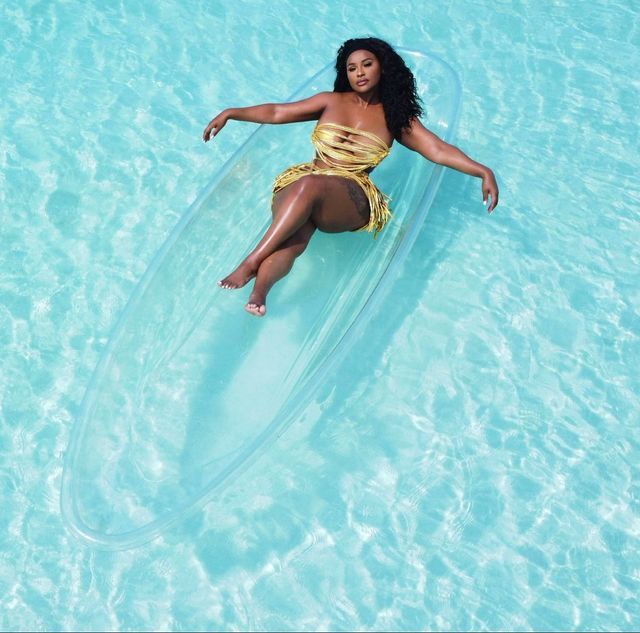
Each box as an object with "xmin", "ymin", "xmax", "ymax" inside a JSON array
[
  {"xmin": 273, "ymin": 122, "xmax": 393, "ymax": 237},
  {"xmin": 273, "ymin": 163, "xmax": 392, "ymax": 237}
]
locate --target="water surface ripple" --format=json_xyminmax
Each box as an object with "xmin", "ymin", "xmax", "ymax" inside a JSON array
[{"xmin": 1, "ymin": 0, "xmax": 639, "ymax": 629}]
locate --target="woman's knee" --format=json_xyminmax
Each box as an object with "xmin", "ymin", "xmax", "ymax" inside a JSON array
[
  {"xmin": 287, "ymin": 175, "xmax": 324, "ymax": 200},
  {"xmin": 272, "ymin": 176, "xmax": 322, "ymax": 217}
]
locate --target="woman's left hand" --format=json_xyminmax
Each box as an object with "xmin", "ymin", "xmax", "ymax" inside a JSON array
[{"xmin": 482, "ymin": 169, "xmax": 499, "ymax": 213}]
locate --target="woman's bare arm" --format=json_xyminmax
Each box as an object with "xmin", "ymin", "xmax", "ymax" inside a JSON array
[
  {"xmin": 203, "ymin": 92, "xmax": 334, "ymax": 142},
  {"xmin": 400, "ymin": 118, "xmax": 499, "ymax": 213}
]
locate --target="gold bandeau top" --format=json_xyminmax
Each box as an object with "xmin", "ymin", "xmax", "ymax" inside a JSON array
[{"xmin": 311, "ymin": 122, "xmax": 390, "ymax": 172}]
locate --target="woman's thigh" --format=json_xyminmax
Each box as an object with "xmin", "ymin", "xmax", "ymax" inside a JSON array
[
  {"xmin": 313, "ymin": 176, "xmax": 370, "ymax": 233},
  {"xmin": 272, "ymin": 175, "xmax": 370, "ymax": 233}
]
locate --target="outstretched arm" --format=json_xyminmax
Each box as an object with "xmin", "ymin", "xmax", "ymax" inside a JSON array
[
  {"xmin": 400, "ymin": 119, "xmax": 499, "ymax": 213},
  {"xmin": 203, "ymin": 92, "xmax": 334, "ymax": 142}
]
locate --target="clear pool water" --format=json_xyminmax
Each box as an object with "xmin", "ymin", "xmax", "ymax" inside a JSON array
[{"xmin": 2, "ymin": 0, "xmax": 639, "ymax": 630}]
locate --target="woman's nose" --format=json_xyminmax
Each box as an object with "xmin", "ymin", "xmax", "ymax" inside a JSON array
[{"xmin": 356, "ymin": 67, "xmax": 364, "ymax": 76}]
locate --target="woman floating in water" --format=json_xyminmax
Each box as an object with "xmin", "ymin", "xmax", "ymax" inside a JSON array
[{"xmin": 203, "ymin": 37, "xmax": 499, "ymax": 317}]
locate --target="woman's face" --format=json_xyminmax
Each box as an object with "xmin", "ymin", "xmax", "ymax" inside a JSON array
[{"xmin": 346, "ymin": 49, "xmax": 382, "ymax": 93}]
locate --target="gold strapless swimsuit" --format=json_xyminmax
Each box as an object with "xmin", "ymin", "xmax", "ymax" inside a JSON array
[{"xmin": 272, "ymin": 122, "xmax": 392, "ymax": 236}]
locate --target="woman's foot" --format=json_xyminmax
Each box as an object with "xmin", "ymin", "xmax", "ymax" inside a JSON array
[
  {"xmin": 218, "ymin": 260, "xmax": 257, "ymax": 289},
  {"xmin": 245, "ymin": 291, "xmax": 266, "ymax": 317}
]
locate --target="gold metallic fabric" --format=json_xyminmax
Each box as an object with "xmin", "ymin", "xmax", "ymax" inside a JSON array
[{"xmin": 273, "ymin": 123, "xmax": 392, "ymax": 236}]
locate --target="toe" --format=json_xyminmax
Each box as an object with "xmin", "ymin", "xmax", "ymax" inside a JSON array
[{"xmin": 245, "ymin": 302, "xmax": 265, "ymax": 317}]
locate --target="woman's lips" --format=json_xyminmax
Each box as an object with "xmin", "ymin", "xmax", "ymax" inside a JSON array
[{"xmin": 356, "ymin": 79, "xmax": 368, "ymax": 86}]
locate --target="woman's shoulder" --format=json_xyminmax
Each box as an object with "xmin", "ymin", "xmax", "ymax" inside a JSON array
[
  {"xmin": 317, "ymin": 91, "xmax": 363, "ymax": 113},
  {"xmin": 307, "ymin": 91, "xmax": 348, "ymax": 118}
]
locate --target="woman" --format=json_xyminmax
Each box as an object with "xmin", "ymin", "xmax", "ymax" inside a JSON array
[{"xmin": 203, "ymin": 37, "xmax": 499, "ymax": 317}]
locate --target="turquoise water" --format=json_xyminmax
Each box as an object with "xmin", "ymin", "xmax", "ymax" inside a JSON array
[
  {"xmin": 60, "ymin": 49, "xmax": 461, "ymax": 550},
  {"xmin": 2, "ymin": 0, "xmax": 639, "ymax": 629}
]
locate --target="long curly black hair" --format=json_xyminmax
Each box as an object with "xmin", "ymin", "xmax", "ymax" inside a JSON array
[{"xmin": 334, "ymin": 37, "xmax": 423, "ymax": 140}]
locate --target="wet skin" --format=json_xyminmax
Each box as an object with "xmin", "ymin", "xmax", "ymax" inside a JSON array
[
  {"xmin": 205, "ymin": 49, "xmax": 499, "ymax": 316},
  {"xmin": 218, "ymin": 49, "xmax": 390, "ymax": 317}
]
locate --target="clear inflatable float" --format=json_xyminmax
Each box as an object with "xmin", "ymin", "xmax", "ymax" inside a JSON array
[{"xmin": 61, "ymin": 48, "xmax": 462, "ymax": 549}]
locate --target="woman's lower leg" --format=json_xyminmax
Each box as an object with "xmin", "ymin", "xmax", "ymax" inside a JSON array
[
  {"xmin": 219, "ymin": 180, "xmax": 319, "ymax": 289},
  {"xmin": 246, "ymin": 222, "xmax": 315, "ymax": 316}
]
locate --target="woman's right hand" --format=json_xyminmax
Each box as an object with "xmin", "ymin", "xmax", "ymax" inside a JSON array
[{"xmin": 203, "ymin": 111, "xmax": 228, "ymax": 142}]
